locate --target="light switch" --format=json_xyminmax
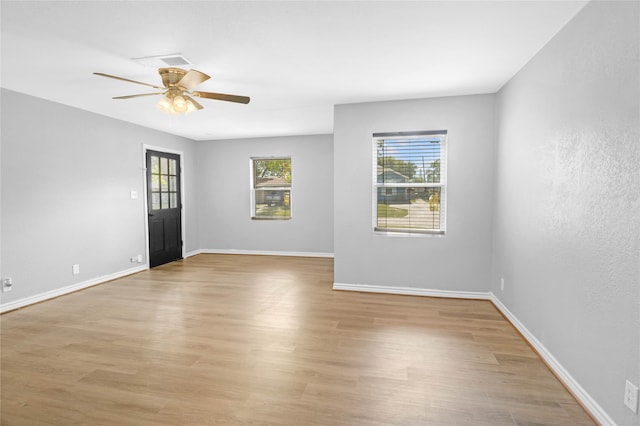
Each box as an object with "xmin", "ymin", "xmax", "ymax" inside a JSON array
[{"xmin": 130, "ymin": 190, "xmax": 138, "ymax": 200}]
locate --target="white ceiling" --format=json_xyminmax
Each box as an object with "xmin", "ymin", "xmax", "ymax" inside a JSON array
[{"xmin": 1, "ymin": 1, "xmax": 586, "ymax": 141}]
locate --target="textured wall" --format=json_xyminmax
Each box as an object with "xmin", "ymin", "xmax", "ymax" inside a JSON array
[
  {"xmin": 333, "ymin": 94, "xmax": 496, "ymax": 292},
  {"xmin": 492, "ymin": 2, "xmax": 640, "ymax": 424},
  {"xmin": 196, "ymin": 134, "xmax": 333, "ymax": 255},
  {"xmin": 1, "ymin": 89, "xmax": 198, "ymax": 306}
]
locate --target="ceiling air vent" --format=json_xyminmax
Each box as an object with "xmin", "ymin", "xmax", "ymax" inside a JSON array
[{"xmin": 133, "ymin": 54, "xmax": 193, "ymax": 68}]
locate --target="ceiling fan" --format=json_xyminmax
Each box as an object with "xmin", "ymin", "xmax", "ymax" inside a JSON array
[{"xmin": 94, "ymin": 67, "xmax": 250, "ymax": 115}]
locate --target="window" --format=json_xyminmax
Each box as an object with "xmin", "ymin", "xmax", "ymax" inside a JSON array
[
  {"xmin": 251, "ymin": 157, "xmax": 292, "ymax": 219},
  {"xmin": 150, "ymin": 154, "xmax": 179, "ymax": 210},
  {"xmin": 374, "ymin": 131, "xmax": 447, "ymax": 234}
]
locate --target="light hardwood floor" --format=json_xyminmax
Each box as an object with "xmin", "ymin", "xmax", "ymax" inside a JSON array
[{"xmin": 1, "ymin": 254, "xmax": 594, "ymax": 425}]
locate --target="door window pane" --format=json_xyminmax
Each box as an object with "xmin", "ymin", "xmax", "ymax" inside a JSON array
[
  {"xmin": 149, "ymin": 152, "xmax": 180, "ymax": 211},
  {"xmin": 151, "ymin": 156, "xmax": 159, "ymax": 174}
]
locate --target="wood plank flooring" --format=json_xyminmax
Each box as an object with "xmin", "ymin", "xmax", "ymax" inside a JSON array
[{"xmin": 1, "ymin": 254, "xmax": 595, "ymax": 425}]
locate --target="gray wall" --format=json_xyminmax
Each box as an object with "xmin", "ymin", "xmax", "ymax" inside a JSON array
[
  {"xmin": 333, "ymin": 94, "xmax": 496, "ymax": 291},
  {"xmin": 492, "ymin": 2, "xmax": 640, "ymax": 425},
  {"xmin": 1, "ymin": 89, "xmax": 198, "ymax": 305},
  {"xmin": 196, "ymin": 134, "xmax": 333, "ymax": 255}
]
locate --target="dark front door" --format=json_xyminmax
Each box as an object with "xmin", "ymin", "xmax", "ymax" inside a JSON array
[{"xmin": 146, "ymin": 150, "xmax": 183, "ymax": 267}]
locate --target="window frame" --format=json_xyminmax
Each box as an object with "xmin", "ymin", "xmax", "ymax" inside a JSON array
[
  {"xmin": 250, "ymin": 156, "xmax": 292, "ymax": 220},
  {"xmin": 372, "ymin": 130, "xmax": 447, "ymax": 235}
]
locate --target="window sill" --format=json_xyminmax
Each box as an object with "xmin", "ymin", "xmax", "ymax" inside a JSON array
[{"xmin": 374, "ymin": 229, "xmax": 445, "ymax": 237}]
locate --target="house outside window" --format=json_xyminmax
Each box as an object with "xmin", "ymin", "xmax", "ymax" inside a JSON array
[
  {"xmin": 251, "ymin": 157, "xmax": 291, "ymax": 219},
  {"xmin": 374, "ymin": 131, "xmax": 447, "ymax": 234}
]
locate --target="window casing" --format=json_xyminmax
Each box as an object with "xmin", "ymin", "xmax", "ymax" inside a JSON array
[
  {"xmin": 373, "ymin": 131, "xmax": 447, "ymax": 234},
  {"xmin": 251, "ymin": 157, "xmax": 292, "ymax": 219}
]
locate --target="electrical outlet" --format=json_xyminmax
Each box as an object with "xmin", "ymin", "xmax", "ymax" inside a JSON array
[
  {"xmin": 625, "ymin": 380, "xmax": 638, "ymax": 413},
  {"xmin": 2, "ymin": 278, "xmax": 13, "ymax": 292},
  {"xmin": 72, "ymin": 264, "xmax": 80, "ymax": 275},
  {"xmin": 136, "ymin": 254, "xmax": 143, "ymax": 263},
  {"xmin": 500, "ymin": 277, "xmax": 505, "ymax": 291}
]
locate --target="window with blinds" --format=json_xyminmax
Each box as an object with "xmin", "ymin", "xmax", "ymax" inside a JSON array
[
  {"xmin": 251, "ymin": 157, "xmax": 292, "ymax": 219},
  {"xmin": 373, "ymin": 131, "xmax": 447, "ymax": 234}
]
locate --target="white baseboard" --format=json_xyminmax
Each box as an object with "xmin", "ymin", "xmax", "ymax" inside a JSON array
[
  {"xmin": 490, "ymin": 293, "xmax": 614, "ymax": 426},
  {"xmin": 184, "ymin": 249, "xmax": 202, "ymax": 258},
  {"xmin": 196, "ymin": 249, "xmax": 334, "ymax": 258},
  {"xmin": 0, "ymin": 265, "xmax": 148, "ymax": 314},
  {"xmin": 333, "ymin": 282, "xmax": 491, "ymax": 300}
]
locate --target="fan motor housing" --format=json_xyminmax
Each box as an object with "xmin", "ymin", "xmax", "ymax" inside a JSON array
[{"xmin": 159, "ymin": 68, "xmax": 188, "ymax": 87}]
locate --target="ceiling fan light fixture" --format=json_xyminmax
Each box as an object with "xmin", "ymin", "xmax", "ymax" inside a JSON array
[
  {"xmin": 157, "ymin": 96, "xmax": 174, "ymax": 114},
  {"xmin": 185, "ymin": 98, "xmax": 198, "ymax": 115},
  {"xmin": 157, "ymin": 93, "xmax": 195, "ymax": 115},
  {"xmin": 172, "ymin": 95, "xmax": 187, "ymax": 113}
]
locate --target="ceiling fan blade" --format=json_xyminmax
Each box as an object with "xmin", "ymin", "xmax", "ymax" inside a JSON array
[
  {"xmin": 112, "ymin": 93, "xmax": 165, "ymax": 100},
  {"xmin": 192, "ymin": 91, "xmax": 250, "ymax": 104},
  {"xmin": 184, "ymin": 95, "xmax": 204, "ymax": 110},
  {"xmin": 94, "ymin": 72, "xmax": 164, "ymax": 90},
  {"xmin": 177, "ymin": 69, "xmax": 210, "ymax": 91}
]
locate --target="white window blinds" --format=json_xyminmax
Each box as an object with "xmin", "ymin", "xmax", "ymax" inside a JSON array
[{"xmin": 373, "ymin": 131, "xmax": 447, "ymax": 234}]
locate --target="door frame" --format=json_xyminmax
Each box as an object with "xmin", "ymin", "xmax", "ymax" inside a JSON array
[{"xmin": 142, "ymin": 144, "xmax": 186, "ymax": 267}]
